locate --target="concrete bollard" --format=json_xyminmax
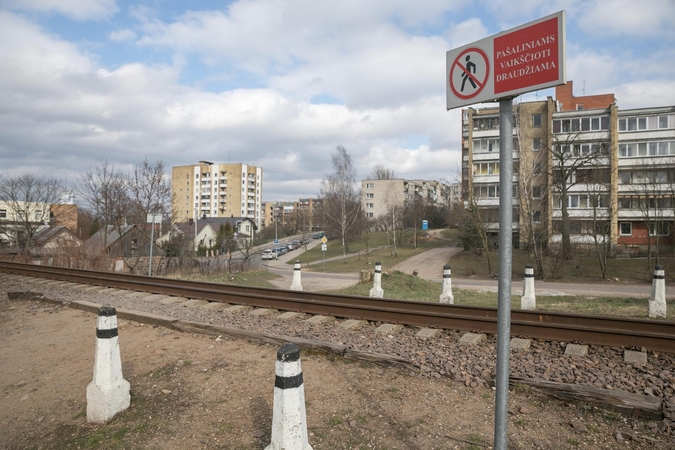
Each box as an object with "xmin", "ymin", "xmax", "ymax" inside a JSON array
[
  {"xmin": 86, "ymin": 306, "xmax": 130, "ymax": 423},
  {"xmin": 649, "ymin": 265, "xmax": 667, "ymax": 318},
  {"xmin": 369, "ymin": 261, "xmax": 384, "ymax": 298},
  {"xmin": 521, "ymin": 264, "xmax": 536, "ymax": 311},
  {"xmin": 439, "ymin": 265, "xmax": 454, "ymax": 304},
  {"xmin": 266, "ymin": 343, "xmax": 313, "ymax": 450},
  {"xmin": 290, "ymin": 260, "xmax": 303, "ymax": 291}
]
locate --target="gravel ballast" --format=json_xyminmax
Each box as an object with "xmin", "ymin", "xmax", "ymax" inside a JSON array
[{"xmin": 4, "ymin": 274, "xmax": 675, "ymax": 439}]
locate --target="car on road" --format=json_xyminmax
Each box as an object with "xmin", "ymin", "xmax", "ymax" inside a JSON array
[{"xmin": 261, "ymin": 249, "xmax": 277, "ymax": 260}]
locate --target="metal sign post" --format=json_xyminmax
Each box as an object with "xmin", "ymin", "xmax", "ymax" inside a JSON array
[
  {"xmin": 494, "ymin": 98, "xmax": 514, "ymax": 449},
  {"xmin": 446, "ymin": 11, "xmax": 566, "ymax": 450},
  {"xmin": 146, "ymin": 213, "xmax": 162, "ymax": 277},
  {"xmin": 321, "ymin": 238, "xmax": 327, "ymax": 271}
]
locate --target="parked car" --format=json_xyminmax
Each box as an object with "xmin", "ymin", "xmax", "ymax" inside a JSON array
[
  {"xmin": 312, "ymin": 232, "xmax": 324, "ymax": 239},
  {"xmin": 261, "ymin": 249, "xmax": 277, "ymax": 260}
]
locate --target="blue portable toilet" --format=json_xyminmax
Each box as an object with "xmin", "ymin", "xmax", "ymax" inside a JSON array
[{"xmin": 422, "ymin": 220, "xmax": 428, "ymax": 231}]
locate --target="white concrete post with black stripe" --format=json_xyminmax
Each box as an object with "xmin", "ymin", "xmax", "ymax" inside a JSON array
[
  {"xmin": 290, "ymin": 260, "xmax": 303, "ymax": 291},
  {"xmin": 521, "ymin": 264, "xmax": 536, "ymax": 311},
  {"xmin": 86, "ymin": 306, "xmax": 130, "ymax": 423},
  {"xmin": 649, "ymin": 264, "xmax": 667, "ymax": 318},
  {"xmin": 369, "ymin": 261, "xmax": 384, "ymax": 298},
  {"xmin": 439, "ymin": 265, "xmax": 454, "ymax": 304},
  {"xmin": 265, "ymin": 343, "xmax": 313, "ymax": 450}
]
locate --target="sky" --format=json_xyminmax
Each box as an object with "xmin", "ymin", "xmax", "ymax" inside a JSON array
[{"xmin": 1, "ymin": 0, "xmax": 674, "ymax": 202}]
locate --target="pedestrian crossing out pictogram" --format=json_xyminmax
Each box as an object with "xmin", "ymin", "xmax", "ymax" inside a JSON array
[{"xmin": 449, "ymin": 47, "xmax": 490, "ymax": 100}]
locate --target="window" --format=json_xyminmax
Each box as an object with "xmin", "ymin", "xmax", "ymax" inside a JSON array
[
  {"xmin": 554, "ymin": 115, "xmax": 609, "ymax": 133},
  {"xmin": 620, "ymin": 115, "xmax": 673, "ymax": 132},
  {"xmin": 366, "ymin": 193, "xmax": 374, "ymax": 199},
  {"xmin": 532, "ymin": 138, "xmax": 541, "ymax": 151},
  {"xmin": 474, "ymin": 138, "xmax": 499, "ymax": 153},
  {"xmin": 472, "ymin": 162, "xmax": 500, "ymax": 175},
  {"xmin": 619, "ymin": 140, "xmax": 674, "ymax": 158},
  {"xmin": 366, "ymin": 203, "xmax": 374, "ymax": 209},
  {"xmin": 472, "ymin": 185, "xmax": 499, "ymax": 198},
  {"xmin": 649, "ymin": 222, "xmax": 669, "ymax": 236},
  {"xmin": 532, "ymin": 186, "xmax": 542, "ymax": 198},
  {"xmin": 0, "ymin": 209, "xmax": 6, "ymax": 218},
  {"xmin": 533, "ymin": 211, "xmax": 541, "ymax": 222},
  {"xmin": 576, "ymin": 104, "xmax": 584, "ymax": 110},
  {"xmin": 619, "ymin": 198, "xmax": 632, "ymax": 209},
  {"xmin": 532, "ymin": 114, "xmax": 542, "ymax": 127},
  {"xmin": 366, "ymin": 212, "xmax": 374, "ymax": 218},
  {"xmin": 532, "ymin": 163, "xmax": 542, "ymax": 176},
  {"xmin": 366, "ymin": 183, "xmax": 374, "ymax": 189}
]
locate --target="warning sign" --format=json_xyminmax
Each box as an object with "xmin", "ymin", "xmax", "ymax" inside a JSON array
[
  {"xmin": 449, "ymin": 47, "xmax": 489, "ymax": 100},
  {"xmin": 493, "ymin": 17, "xmax": 560, "ymax": 95},
  {"xmin": 446, "ymin": 10, "xmax": 565, "ymax": 110}
]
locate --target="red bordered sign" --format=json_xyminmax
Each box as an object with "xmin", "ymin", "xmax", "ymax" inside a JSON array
[{"xmin": 449, "ymin": 47, "xmax": 489, "ymax": 100}]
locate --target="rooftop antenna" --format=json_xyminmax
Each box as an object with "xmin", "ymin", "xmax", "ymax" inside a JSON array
[{"xmin": 583, "ymin": 80, "xmax": 586, "ymax": 96}]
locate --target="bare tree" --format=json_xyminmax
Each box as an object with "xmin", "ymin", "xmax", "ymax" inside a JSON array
[
  {"xmin": 319, "ymin": 146, "xmax": 362, "ymax": 260},
  {"xmin": 368, "ymin": 164, "xmax": 396, "ymax": 180},
  {"xmin": 383, "ymin": 180, "xmax": 404, "ymax": 256},
  {"xmin": 622, "ymin": 158, "xmax": 675, "ymax": 269},
  {"xmin": 461, "ymin": 195, "xmax": 494, "ymax": 274},
  {"xmin": 0, "ymin": 173, "xmax": 65, "ymax": 260},
  {"xmin": 588, "ymin": 190, "xmax": 612, "ymax": 279},
  {"xmin": 548, "ymin": 134, "xmax": 610, "ymax": 259},
  {"xmin": 404, "ymin": 193, "xmax": 427, "ymax": 248},
  {"xmin": 128, "ymin": 159, "xmax": 172, "ymax": 229},
  {"xmin": 78, "ymin": 160, "xmax": 131, "ymax": 252}
]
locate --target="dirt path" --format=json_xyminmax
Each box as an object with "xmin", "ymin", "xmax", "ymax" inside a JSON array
[
  {"xmin": 4, "ymin": 294, "xmax": 670, "ymax": 449},
  {"xmin": 391, "ymin": 245, "xmax": 463, "ymax": 281}
]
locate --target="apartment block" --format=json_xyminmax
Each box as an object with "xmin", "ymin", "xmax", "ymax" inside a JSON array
[
  {"xmin": 361, "ymin": 179, "xmax": 451, "ymax": 219},
  {"xmin": 262, "ymin": 198, "xmax": 323, "ymax": 233},
  {"xmin": 462, "ymin": 80, "xmax": 675, "ymax": 250},
  {"xmin": 171, "ymin": 161, "xmax": 263, "ymax": 228}
]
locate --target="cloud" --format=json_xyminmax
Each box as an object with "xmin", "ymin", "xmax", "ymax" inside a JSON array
[
  {"xmin": 108, "ymin": 28, "xmax": 137, "ymax": 42},
  {"xmin": 445, "ymin": 18, "xmax": 489, "ymax": 48},
  {"xmin": 1, "ymin": 0, "xmax": 119, "ymax": 21},
  {"xmin": 578, "ymin": 0, "xmax": 675, "ymax": 37}
]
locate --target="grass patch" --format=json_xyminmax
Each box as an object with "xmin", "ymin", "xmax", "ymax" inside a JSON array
[
  {"xmin": 328, "ymin": 416, "xmax": 344, "ymax": 426},
  {"xmin": 167, "ymin": 270, "xmax": 282, "ymax": 288},
  {"xmin": 328, "ymin": 272, "xmax": 675, "ymax": 319},
  {"xmin": 449, "ymin": 248, "xmax": 675, "ymax": 284},
  {"xmin": 292, "ymin": 230, "xmax": 453, "ymax": 273},
  {"xmin": 455, "ymin": 290, "xmax": 674, "ymax": 319},
  {"xmin": 328, "ymin": 270, "xmax": 443, "ymax": 302}
]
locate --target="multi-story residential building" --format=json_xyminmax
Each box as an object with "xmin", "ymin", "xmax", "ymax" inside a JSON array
[
  {"xmin": 448, "ymin": 183, "xmax": 463, "ymax": 207},
  {"xmin": 462, "ymin": 80, "xmax": 675, "ymax": 250},
  {"xmin": 361, "ymin": 179, "xmax": 451, "ymax": 220},
  {"xmin": 262, "ymin": 198, "xmax": 323, "ymax": 233},
  {"xmin": 171, "ymin": 161, "xmax": 263, "ymax": 229}
]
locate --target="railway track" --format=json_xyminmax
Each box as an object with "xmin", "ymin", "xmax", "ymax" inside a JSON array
[{"xmin": 1, "ymin": 261, "xmax": 674, "ymax": 353}]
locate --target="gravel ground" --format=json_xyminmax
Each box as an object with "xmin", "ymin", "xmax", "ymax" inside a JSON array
[{"xmin": 4, "ymin": 273, "xmax": 675, "ymax": 443}]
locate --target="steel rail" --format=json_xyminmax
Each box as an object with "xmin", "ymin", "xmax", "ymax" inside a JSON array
[{"xmin": 1, "ymin": 261, "xmax": 674, "ymax": 353}]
